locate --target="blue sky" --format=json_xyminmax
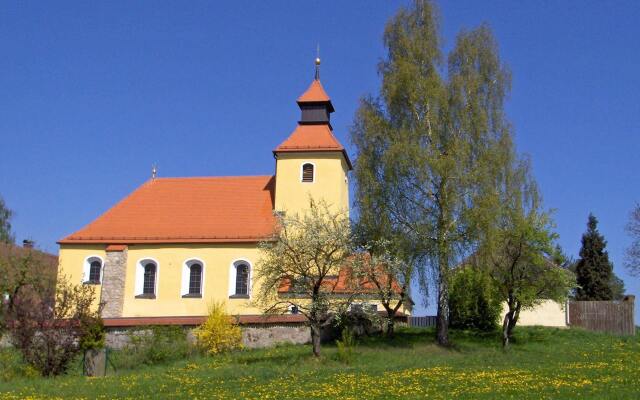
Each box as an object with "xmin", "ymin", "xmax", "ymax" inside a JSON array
[{"xmin": 1, "ymin": 1, "xmax": 639, "ymax": 317}]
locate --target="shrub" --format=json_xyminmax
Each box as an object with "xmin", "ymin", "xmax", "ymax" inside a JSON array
[
  {"xmin": 0, "ymin": 348, "xmax": 38, "ymax": 382},
  {"xmin": 112, "ymin": 325, "xmax": 192, "ymax": 369},
  {"xmin": 8, "ymin": 274, "xmax": 103, "ymax": 376},
  {"xmin": 449, "ymin": 266, "xmax": 501, "ymax": 332},
  {"xmin": 335, "ymin": 328, "xmax": 356, "ymax": 364},
  {"xmin": 193, "ymin": 302, "xmax": 242, "ymax": 355},
  {"xmin": 79, "ymin": 316, "xmax": 105, "ymax": 352}
]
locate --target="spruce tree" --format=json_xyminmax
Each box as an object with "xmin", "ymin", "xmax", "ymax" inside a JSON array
[{"xmin": 575, "ymin": 214, "xmax": 614, "ymax": 300}]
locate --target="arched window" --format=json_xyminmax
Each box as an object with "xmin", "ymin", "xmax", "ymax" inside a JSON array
[
  {"xmin": 182, "ymin": 259, "xmax": 205, "ymax": 298},
  {"xmin": 135, "ymin": 258, "xmax": 158, "ymax": 298},
  {"xmin": 235, "ymin": 263, "xmax": 249, "ymax": 295},
  {"xmin": 83, "ymin": 256, "xmax": 103, "ymax": 284},
  {"xmin": 143, "ymin": 263, "xmax": 156, "ymax": 295},
  {"xmin": 229, "ymin": 260, "xmax": 251, "ymax": 298},
  {"xmin": 301, "ymin": 163, "xmax": 314, "ymax": 183},
  {"xmin": 88, "ymin": 261, "xmax": 102, "ymax": 283},
  {"xmin": 189, "ymin": 264, "xmax": 202, "ymax": 294}
]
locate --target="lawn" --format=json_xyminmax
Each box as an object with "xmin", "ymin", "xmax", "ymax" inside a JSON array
[{"xmin": 0, "ymin": 327, "xmax": 638, "ymax": 399}]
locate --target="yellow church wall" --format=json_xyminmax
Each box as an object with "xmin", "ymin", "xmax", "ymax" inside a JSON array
[
  {"xmin": 274, "ymin": 152, "xmax": 349, "ymax": 216},
  {"xmin": 57, "ymin": 245, "xmax": 107, "ymax": 311},
  {"xmin": 121, "ymin": 244, "xmax": 263, "ymax": 317}
]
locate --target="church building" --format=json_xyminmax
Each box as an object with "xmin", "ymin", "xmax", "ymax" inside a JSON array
[{"xmin": 57, "ymin": 61, "xmax": 355, "ymax": 326}]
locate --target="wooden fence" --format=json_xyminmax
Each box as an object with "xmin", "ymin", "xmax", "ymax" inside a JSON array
[
  {"xmin": 568, "ymin": 296, "xmax": 636, "ymax": 336},
  {"xmin": 408, "ymin": 316, "xmax": 437, "ymax": 328}
]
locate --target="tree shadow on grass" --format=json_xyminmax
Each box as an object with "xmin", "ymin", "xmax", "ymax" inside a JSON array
[{"xmin": 357, "ymin": 327, "xmax": 437, "ymax": 349}]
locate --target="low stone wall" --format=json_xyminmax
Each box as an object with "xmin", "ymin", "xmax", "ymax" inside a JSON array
[
  {"xmin": 242, "ymin": 324, "xmax": 310, "ymax": 348},
  {"xmin": 105, "ymin": 324, "xmax": 311, "ymax": 350}
]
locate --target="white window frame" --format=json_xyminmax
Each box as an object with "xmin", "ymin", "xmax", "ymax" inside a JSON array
[
  {"xmin": 135, "ymin": 258, "xmax": 159, "ymax": 297},
  {"xmin": 300, "ymin": 162, "xmax": 316, "ymax": 183},
  {"xmin": 228, "ymin": 259, "xmax": 252, "ymax": 298},
  {"xmin": 181, "ymin": 258, "xmax": 206, "ymax": 297},
  {"xmin": 82, "ymin": 255, "xmax": 104, "ymax": 284}
]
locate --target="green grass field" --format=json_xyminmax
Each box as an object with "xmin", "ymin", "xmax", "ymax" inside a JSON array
[{"xmin": 1, "ymin": 327, "xmax": 638, "ymax": 399}]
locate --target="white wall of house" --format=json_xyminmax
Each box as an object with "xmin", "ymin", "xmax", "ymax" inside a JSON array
[{"xmin": 501, "ymin": 300, "xmax": 567, "ymax": 327}]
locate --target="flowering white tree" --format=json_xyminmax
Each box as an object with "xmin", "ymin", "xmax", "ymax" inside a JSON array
[
  {"xmin": 351, "ymin": 240, "xmax": 413, "ymax": 338},
  {"xmin": 255, "ymin": 200, "xmax": 357, "ymax": 357}
]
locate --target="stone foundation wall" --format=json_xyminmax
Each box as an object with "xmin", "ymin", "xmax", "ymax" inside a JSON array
[
  {"xmin": 242, "ymin": 324, "xmax": 310, "ymax": 348},
  {"xmin": 104, "ymin": 324, "xmax": 311, "ymax": 350},
  {"xmin": 101, "ymin": 249, "xmax": 127, "ymax": 318}
]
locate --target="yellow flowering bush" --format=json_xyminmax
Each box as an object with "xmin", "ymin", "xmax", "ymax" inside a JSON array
[{"xmin": 193, "ymin": 302, "xmax": 242, "ymax": 355}]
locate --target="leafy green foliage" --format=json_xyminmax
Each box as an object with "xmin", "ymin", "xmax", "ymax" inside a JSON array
[
  {"xmin": 78, "ymin": 316, "xmax": 106, "ymax": 352},
  {"xmin": 351, "ymin": 0, "xmax": 514, "ymax": 345},
  {"xmin": 575, "ymin": 214, "xmax": 614, "ymax": 300},
  {"xmin": 448, "ymin": 267, "xmax": 500, "ymax": 332},
  {"xmin": 193, "ymin": 302, "xmax": 243, "ymax": 355},
  {"xmin": 335, "ymin": 329, "xmax": 357, "ymax": 364},
  {"xmin": 113, "ymin": 326, "xmax": 193, "ymax": 369},
  {"xmin": 0, "ymin": 348, "xmax": 39, "ymax": 382},
  {"xmin": 476, "ymin": 148, "xmax": 574, "ymax": 346}
]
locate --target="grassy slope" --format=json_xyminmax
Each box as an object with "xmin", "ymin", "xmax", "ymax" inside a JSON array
[{"xmin": 0, "ymin": 327, "xmax": 638, "ymax": 399}]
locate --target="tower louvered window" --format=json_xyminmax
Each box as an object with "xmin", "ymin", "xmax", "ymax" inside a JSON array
[{"xmin": 302, "ymin": 163, "xmax": 314, "ymax": 182}]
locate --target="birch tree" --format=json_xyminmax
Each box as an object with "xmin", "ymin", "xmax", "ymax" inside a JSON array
[
  {"xmin": 351, "ymin": 0, "xmax": 510, "ymax": 345},
  {"xmin": 624, "ymin": 204, "xmax": 640, "ymax": 276}
]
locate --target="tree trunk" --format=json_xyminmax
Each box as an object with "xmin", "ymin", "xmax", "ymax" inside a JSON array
[
  {"xmin": 386, "ymin": 316, "xmax": 395, "ymax": 338},
  {"xmin": 502, "ymin": 309, "xmax": 512, "ymax": 347},
  {"xmin": 505, "ymin": 303, "xmax": 520, "ymax": 343},
  {"xmin": 502, "ymin": 301, "xmax": 521, "ymax": 348},
  {"xmin": 310, "ymin": 323, "xmax": 321, "ymax": 357},
  {"xmin": 436, "ymin": 265, "xmax": 450, "ymax": 346}
]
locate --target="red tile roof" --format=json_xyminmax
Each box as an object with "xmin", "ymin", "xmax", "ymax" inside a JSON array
[
  {"xmin": 277, "ymin": 263, "xmax": 402, "ymax": 295},
  {"xmin": 275, "ymin": 124, "xmax": 343, "ymax": 152},
  {"xmin": 59, "ymin": 176, "xmax": 277, "ymax": 244},
  {"xmin": 274, "ymin": 125, "xmax": 353, "ymax": 169},
  {"xmin": 297, "ymin": 80, "xmax": 331, "ymax": 103}
]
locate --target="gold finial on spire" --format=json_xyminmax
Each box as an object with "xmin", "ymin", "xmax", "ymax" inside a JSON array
[{"xmin": 315, "ymin": 44, "xmax": 321, "ymax": 80}]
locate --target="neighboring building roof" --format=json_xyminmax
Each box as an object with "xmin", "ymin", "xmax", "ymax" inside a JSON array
[
  {"xmin": 274, "ymin": 124, "xmax": 353, "ymax": 169},
  {"xmin": 59, "ymin": 176, "xmax": 277, "ymax": 244},
  {"xmin": 277, "ymin": 264, "xmax": 403, "ymax": 295},
  {"xmin": 297, "ymin": 79, "xmax": 331, "ymax": 103}
]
